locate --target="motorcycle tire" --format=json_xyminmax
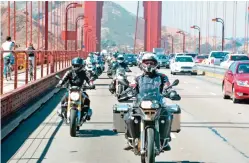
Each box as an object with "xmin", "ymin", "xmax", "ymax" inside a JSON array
[
  {"xmin": 141, "ymin": 128, "xmax": 155, "ymax": 163},
  {"xmin": 70, "ymin": 109, "xmax": 77, "ymax": 137}
]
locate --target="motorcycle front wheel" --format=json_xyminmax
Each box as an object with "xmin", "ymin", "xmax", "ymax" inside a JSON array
[
  {"xmin": 70, "ymin": 109, "xmax": 78, "ymax": 137},
  {"xmin": 141, "ymin": 128, "xmax": 155, "ymax": 163}
]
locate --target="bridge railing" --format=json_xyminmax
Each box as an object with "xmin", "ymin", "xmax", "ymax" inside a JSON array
[
  {"xmin": 0, "ymin": 50, "xmax": 88, "ymax": 94},
  {"xmin": 0, "ymin": 50, "xmax": 88, "ymax": 120},
  {"xmin": 196, "ymin": 63, "xmax": 227, "ymax": 79}
]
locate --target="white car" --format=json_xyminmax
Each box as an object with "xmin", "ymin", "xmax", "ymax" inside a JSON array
[
  {"xmin": 170, "ymin": 55, "xmax": 197, "ymax": 75},
  {"xmin": 206, "ymin": 51, "xmax": 230, "ymax": 65},
  {"xmin": 220, "ymin": 54, "xmax": 249, "ymax": 69}
]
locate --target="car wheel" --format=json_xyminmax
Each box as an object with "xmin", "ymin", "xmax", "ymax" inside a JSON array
[
  {"xmin": 222, "ymin": 83, "xmax": 230, "ymax": 99},
  {"xmin": 191, "ymin": 72, "xmax": 197, "ymax": 75},
  {"xmin": 231, "ymin": 86, "xmax": 239, "ymax": 103}
]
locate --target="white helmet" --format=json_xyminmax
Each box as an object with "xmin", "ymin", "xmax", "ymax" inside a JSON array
[
  {"xmin": 141, "ymin": 52, "xmax": 158, "ymax": 73},
  {"xmin": 117, "ymin": 54, "xmax": 125, "ymax": 63}
]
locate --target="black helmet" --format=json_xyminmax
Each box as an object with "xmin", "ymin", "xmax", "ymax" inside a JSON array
[
  {"xmin": 71, "ymin": 57, "xmax": 84, "ymax": 72},
  {"xmin": 141, "ymin": 53, "xmax": 158, "ymax": 73}
]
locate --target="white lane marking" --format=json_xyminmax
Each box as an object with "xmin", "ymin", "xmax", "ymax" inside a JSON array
[
  {"xmin": 210, "ymin": 92, "xmax": 216, "ymax": 95},
  {"xmin": 171, "ymin": 133, "xmax": 176, "ymax": 139}
]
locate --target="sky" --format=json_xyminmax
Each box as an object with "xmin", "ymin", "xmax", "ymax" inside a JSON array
[{"xmin": 116, "ymin": 1, "xmax": 249, "ymax": 38}]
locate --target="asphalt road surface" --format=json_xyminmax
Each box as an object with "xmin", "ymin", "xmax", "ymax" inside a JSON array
[{"xmin": 2, "ymin": 66, "xmax": 249, "ymax": 163}]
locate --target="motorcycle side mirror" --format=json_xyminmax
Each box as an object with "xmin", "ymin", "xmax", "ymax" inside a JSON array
[
  {"xmin": 55, "ymin": 75, "xmax": 61, "ymax": 80},
  {"xmin": 171, "ymin": 79, "xmax": 179, "ymax": 86}
]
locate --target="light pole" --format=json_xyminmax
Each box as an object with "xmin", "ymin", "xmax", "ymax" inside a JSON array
[
  {"xmin": 65, "ymin": 3, "xmax": 82, "ymax": 50},
  {"xmin": 212, "ymin": 18, "xmax": 224, "ymax": 51},
  {"xmin": 176, "ymin": 31, "xmax": 185, "ymax": 53},
  {"xmin": 190, "ymin": 25, "xmax": 201, "ymax": 54},
  {"xmin": 75, "ymin": 15, "xmax": 84, "ymax": 50},
  {"xmin": 167, "ymin": 34, "xmax": 174, "ymax": 53}
]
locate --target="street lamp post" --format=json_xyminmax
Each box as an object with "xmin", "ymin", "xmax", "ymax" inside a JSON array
[
  {"xmin": 212, "ymin": 18, "xmax": 224, "ymax": 51},
  {"xmin": 191, "ymin": 25, "xmax": 201, "ymax": 54},
  {"xmin": 65, "ymin": 3, "xmax": 82, "ymax": 50},
  {"xmin": 176, "ymin": 31, "xmax": 185, "ymax": 53},
  {"xmin": 167, "ymin": 35, "xmax": 174, "ymax": 53},
  {"xmin": 75, "ymin": 15, "xmax": 84, "ymax": 50}
]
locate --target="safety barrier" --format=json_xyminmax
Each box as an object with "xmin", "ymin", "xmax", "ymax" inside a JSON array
[
  {"xmin": 0, "ymin": 50, "xmax": 88, "ymax": 120},
  {"xmin": 0, "ymin": 50, "xmax": 88, "ymax": 94},
  {"xmin": 196, "ymin": 64, "xmax": 227, "ymax": 79}
]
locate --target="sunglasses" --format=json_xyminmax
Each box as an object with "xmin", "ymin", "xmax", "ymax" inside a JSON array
[{"xmin": 143, "ymin": 61, "xmax": 156, "ymax": 66}]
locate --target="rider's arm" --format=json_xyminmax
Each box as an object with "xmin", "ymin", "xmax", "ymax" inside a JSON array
[
  {"xmin": 59, "ymin": 70, "xmax": 71, "ymax": 86},
  {"xmin": 159, "ymin": 73, "xmax": 170, "ymax": 90}
]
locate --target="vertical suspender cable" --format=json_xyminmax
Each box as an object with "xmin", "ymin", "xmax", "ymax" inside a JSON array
[
  {"xmin": 133, "ymin": 1, "xmax": 139, "ymax": 54},
  {"xmin": 8, "ymin": 1, "xmax": 10, "ymax": 36},
  {"xmin": 38, "ymin": 2, "xmax": 40, "ymax": 49},
  {"xmin": 30, "ymin": 1, "xmax": 32, "ymax": 44},
  {"xmin": 26, "ymin": 2, "xmax": 28, "ymax": 47}
]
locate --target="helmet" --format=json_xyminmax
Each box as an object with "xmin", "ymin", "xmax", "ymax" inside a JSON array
[
  {"xmin": 72, "ymin": 57, "xmax": 84, "ymax": 72},
  {"xmin": 117, "ymin": 54, "xmax": 125, "ymax": 63},
  {"xmin": 141, "ymin": 53, "xmax": 158, "ymax": 73},
  {"xmin": 88, "ymin": 52, "xmax": 94, "ymax": 57}
]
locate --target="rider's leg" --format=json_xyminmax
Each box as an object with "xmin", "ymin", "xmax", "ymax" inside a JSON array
[
  {"xmin": 109, "ymin": 79, "xmax": 116, "ymax": 94},
  {"xmin": 57, "ymin": 92, "xmax": 68, "ymax": 118},
  {"xmin": 82, "ymin": 92, "xmax": 92, "ymax": 120},
  {"xmin": 3, "ymin": 58, "xmax": 8, "ymax": 78}
]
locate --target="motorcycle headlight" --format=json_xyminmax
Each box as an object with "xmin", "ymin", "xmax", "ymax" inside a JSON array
[
  {"xmin": 140, "ymin": 101, "xmax": 152, "ymax": 109},
  {"xmin": 70, "ymin": 92, "xmax": 80, "ymax": 101},
  {"xmin": 236, "ymin": 80, "xmax": 249, "ymax": 87}
]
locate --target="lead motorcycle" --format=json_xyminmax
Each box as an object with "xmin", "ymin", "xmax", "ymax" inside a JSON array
[
  {"xmin": 120, "ymin": 79, "xmax": 181, "ymax": 163},
  {"xmin": 55, "ymin": 75, "xmax": 94, "ymax": 137}
]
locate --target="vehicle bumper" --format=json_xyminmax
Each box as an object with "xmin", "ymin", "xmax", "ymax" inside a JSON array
[
  {"xmin": 234, "ymin": 85, "xmax": 249, "ymax": 99},
  {"xmin": 174, "ymin": 67, "xmax": 197, "ymax": 73}
]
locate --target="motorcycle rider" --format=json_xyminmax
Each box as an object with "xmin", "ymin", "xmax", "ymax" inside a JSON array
[
  {"xmin": 121, "ymin": 52, "xmax": 173, "ymax": 151},
  {"xmin": 109, "ymin": 54, "xmax": 131, "ymax": 94},
  {"xmin": 56, "ymin": 57, "xmax": 95, "ymax": 121}
]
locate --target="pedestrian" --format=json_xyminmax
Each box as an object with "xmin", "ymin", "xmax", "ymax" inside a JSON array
[
  {"xmin": 26, "ymin": 42, "xmax": 35, "ymax": 67},
  {"xmin": 1, "ymin": 36, "xmax": 15, "ymax": 79}
]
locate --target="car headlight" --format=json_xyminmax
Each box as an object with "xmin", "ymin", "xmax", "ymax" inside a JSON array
[
  {"xmin": 70, "ymin": 92, "xmax": 80, "ymax": 101},
  {"xmin": 236, "ymin": 80, "xmax": 249, "ymax": 87}
]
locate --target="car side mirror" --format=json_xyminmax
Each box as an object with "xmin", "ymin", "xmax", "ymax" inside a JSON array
[{"xmin": 227, "ymin": 70, "xmax": 233, "ymax": 75}]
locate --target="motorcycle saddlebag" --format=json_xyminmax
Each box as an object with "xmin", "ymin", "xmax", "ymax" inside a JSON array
[
  {"xmin": 113, "ymin": 103, "xmax": 130, "ymax": 133},
  {"xmin": 167, "ymin": 104, "xmax": 181, "ymax": 133}
]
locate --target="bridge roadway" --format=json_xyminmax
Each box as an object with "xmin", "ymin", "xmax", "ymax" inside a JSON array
[{"xmin": 2, "ymin": 66, "xmax": 249, "ymax": 163}]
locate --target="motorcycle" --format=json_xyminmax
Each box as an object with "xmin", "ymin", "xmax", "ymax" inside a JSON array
[
  {"xmin": 55, "ymin": 75, "xmax": 94, "ymax": 137},
  {"xmin": 114, "ymin": 68, "xmax": 129, "ymax": 100},
  {"xmin": 86, "ymin": 62, "xmax": 98, "ymax": 81},
  {"xmin": 120, "ymin": 79, "xmax": 181, "ymax": 163}
]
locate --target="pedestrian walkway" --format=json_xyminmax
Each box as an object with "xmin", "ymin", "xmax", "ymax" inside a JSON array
[{"xmin": 2, "ymin": 62, "xmax": 64, "ymax": 94}]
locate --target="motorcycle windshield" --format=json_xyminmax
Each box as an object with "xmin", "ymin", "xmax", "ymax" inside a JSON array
[
  {"xmin": 116, "ymin": 68, "xmax": 126, "ymax": 75},
  {"xmin": 137, "ymin": 91, "xmax": 162, "ymax": 103}
]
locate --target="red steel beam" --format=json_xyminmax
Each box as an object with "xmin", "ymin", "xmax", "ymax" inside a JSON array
[{"xmin": 144, "ymin": 1, "xmax": 162, "ymax": 52}]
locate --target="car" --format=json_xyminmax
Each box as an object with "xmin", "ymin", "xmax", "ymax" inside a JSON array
[
  {"xmin": 222, "ymin": 61, "xmax": 249, "ymax": 103},
  {"xmin": 124, "ymin": 54, "xmax": 137, "ymax": 66},
  {"xmin": 185, "ymin": 53, "xmax": 198, "ymax": 59},
  {"xmin": 155, "ymin": 54, "xmax": 170, "ymax": 68},
  {"xmin": 220, "ymin": 54, "xmax": 249, "ymax": 69},
  {"xmin": 170, "ymin": 55, "xmax": 197, "ymax": 75},
  {"xmin": 207, "ymin": 51, "xmax": 230, "ymax": 65},
  {"xmin": 194, "ymin": 55, "xmax": 209, "ymax": 63}
]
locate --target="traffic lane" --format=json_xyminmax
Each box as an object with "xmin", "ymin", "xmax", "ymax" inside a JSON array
[
  {"xmin": 2, "ymin": 67, "xmax": 248, "ymax": 163},
  {"xmin": 159, "ymin": 69, "xmax": 249, "ymax": 159}
]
